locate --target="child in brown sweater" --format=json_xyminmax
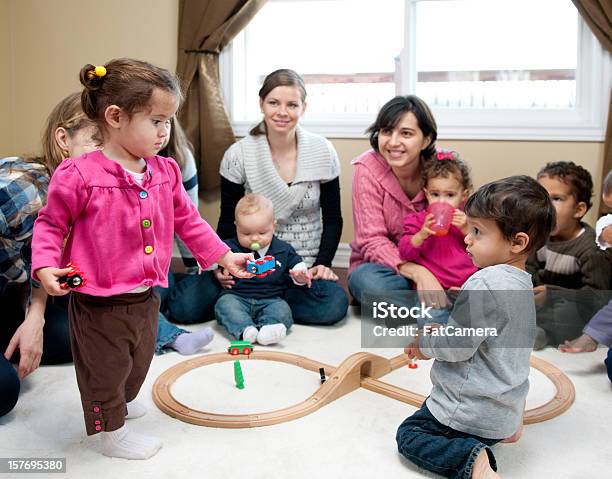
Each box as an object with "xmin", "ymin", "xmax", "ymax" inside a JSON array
[{"xmin": 527, "ymin": 161, "xmax": 610, "ymax": 348}]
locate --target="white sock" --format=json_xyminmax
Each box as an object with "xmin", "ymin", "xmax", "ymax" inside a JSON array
[
  {"xmin": 100, "ymin": 425, "xmax": 162, "ymax": 460},
  {"xmin": 242, "ymin": 326, "xmax": 258, "ymax": 344},
  {"xmin": 126, "ymin": 400, "xmax": 147, "ymax": 419},
  {"xmin": 169, "ymin": 327, "xmax": 214, "ymax": 355},
  {"xmin": 257, "ymin": 324, "xmax": 287, "ymax": 345}
]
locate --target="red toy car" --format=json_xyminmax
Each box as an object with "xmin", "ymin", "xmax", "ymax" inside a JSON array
[{"xmin": 58, "ymin": 263, "xmax": 86, "ymax": 289}]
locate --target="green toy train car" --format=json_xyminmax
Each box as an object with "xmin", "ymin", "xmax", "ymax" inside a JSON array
[{"xmin": 228, "ymin": 340, "xmax": 253, "ymax": 356}]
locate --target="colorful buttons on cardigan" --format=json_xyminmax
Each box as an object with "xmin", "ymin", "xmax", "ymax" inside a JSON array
[
  {"xmin": 142, "ymin": 219, "xmax": 151, "ymax": 228},
  {"xmin": 139, "ymin": 191, "xmax": 148, "ymax": 199},
  {"xmin": 93, "ymin": 406, "xmax": 100, "ymax": 413},
  {"xmin": 144, "ymin": 245, "xmax": 154, "ymax": 254}
]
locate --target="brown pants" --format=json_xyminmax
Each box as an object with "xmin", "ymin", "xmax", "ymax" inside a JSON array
[{"xmin": 69, "ymin": 289, "xmax": 159, "ymax": 435}]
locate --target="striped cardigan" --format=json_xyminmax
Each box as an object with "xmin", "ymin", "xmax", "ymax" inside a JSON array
[{"xmin": 220, "ymin": 126, "xmax": 340, "ymax": 266}]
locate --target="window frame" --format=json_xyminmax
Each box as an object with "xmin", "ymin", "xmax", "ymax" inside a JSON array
[{"xmin": 220, "ymin": 0, "xmax": 611, "ymax": 141}]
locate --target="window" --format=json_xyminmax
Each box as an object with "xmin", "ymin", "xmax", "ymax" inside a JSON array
[
  {"xmin": 221, "ymin": 0, "xmax": 610, "ymax": 140},
  {"xmin": 414, "ymin": 1, "xmax": 577, "ymax": 109}
]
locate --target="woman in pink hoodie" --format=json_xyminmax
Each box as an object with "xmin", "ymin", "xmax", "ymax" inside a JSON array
[{"xmin": 349, "ymin": 95, "xmax": 451, "ymax": 311}]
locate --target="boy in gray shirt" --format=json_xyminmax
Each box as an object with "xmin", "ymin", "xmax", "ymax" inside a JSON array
[{"xmin": 397, "ymin": 176, "xmax": 555, "ymax": 479}]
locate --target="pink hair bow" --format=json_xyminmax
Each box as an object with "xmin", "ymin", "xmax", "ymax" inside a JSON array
[{"xmin": 436, "ymin": 149, "xmax": 458, "ymax": 161}]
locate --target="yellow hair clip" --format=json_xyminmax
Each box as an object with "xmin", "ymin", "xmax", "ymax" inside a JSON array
[{"xmin": 94, "ymin": 65, "xmax": 106, "ymax": 78}]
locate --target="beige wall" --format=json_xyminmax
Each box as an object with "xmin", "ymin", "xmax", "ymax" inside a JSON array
[
  {"xmin": 5, "ymin": 0, "xmax": 178, "ymax": 157},
  {"xmin": 200, "ymin": 139, "xmax": 606, "ymax": 243},
  {"xmin": 0, "ymin": 0, "xmax": 11, "ymax": 156},
  {"xmin": 2, "ymin": 0, "xmax": 606, "ymax": 243}
]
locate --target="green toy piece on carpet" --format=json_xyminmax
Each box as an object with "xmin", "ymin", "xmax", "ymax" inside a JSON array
[{"xmin": 234, "ymin": 360, "xmax": 245, "ymax": 389}]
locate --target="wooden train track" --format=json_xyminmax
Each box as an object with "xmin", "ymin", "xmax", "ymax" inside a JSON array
[{"xmin": 153, "ymin": 351, "xmax": 575, "ymax": 428}]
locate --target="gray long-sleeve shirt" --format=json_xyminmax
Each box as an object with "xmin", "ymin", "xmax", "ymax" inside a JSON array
[{"xmin": 420, "ymin": 264, "xmax": 535, "ymax": 439}]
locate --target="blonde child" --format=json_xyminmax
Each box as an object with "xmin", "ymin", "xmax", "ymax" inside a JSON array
[
  {"xmin": 1, "ymin": 92, "xmax": 98, "ymax": 417},
  {"xmin": 215, "ymin": 194, "xmax": 311, "ymax": 345},
  {"xmin": 398, "ymin": 149, "xmax": 477, "ymax": 318},
  {"xmin": 399, "ymin": 176, "xmax": 555, "ymax": 479},
  {"xmin": 31, "ymin": 59, "xmax": 253, "ymax": 460}
]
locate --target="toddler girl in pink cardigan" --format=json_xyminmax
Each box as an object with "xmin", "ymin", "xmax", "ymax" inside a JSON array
[
  {"xmin": 398, "ymin": 150, "xmax": 477, "ymax": 321},
  {"xmin": 31, "ymin": 59, "xmax": 253, "ymax": 460}
]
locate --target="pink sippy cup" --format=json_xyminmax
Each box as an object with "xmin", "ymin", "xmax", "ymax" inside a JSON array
[{"xmin": 427, "ymin": 202, "xmax": 454, "ymax": 236}]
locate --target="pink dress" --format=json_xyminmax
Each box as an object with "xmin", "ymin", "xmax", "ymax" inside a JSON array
[{"xmin": 398, "ymin": 209, "xmax": 477, "ymax": 289}]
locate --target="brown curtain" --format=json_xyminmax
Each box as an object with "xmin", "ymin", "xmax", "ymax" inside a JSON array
[
  {"xmin": 571, "ymin": 1, "xmax": 612, "ymax": 214},
  {"xmin": 177, "ymin": 0, "xmax": 267, "ymax": 191}
]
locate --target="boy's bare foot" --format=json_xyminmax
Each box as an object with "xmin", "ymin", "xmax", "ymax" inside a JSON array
[
  {"xmin": 501, "ymin": 421, "xmax": 523, "ymax": 443},
  {"xmin": 559, "ymin": 334, "xmax": 597, "ymax": 353},
  {"xmin": 471, "ymin": 450, "xmax": 501, "ymax": 478}
]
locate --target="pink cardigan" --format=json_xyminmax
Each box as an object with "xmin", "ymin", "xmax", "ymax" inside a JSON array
[
  {"xmin": 32, "ymin": 150, "xmax": 229, "ymax": 296},
  {"xmin": 349, "ymin": 150, "xmax": 427, "ymax": 275},
  {"xmin": 398, "ymin": 209, "xmax": 477, "ymax": 288}
]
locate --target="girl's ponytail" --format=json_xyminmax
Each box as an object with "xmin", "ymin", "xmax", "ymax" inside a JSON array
[{"xmin": 79, "ymin": 63, "xmax": 106, "ymax": 120}]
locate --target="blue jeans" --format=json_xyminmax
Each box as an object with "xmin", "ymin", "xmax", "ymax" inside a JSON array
[
  {"xmin": 155, "ymin": 271, "xmax": 220, "ymax": 354},
  {"xmin": 155, "ymin": 312, "xmax": 186, "ymax": 354},
  {"xmin": 154, "ymin": 271, "xmax": 219, "ymax": 353},
  {"xmin": 349, "ymin": 263, "xmax": 449, "ymax": 326},
  {"xmin": 349, "ymin": 263, "xmax": 413, "ymax": 305},
  {"xmin": 396, "ymin": 403, "xmax": 500, "ymax": 479},
  {"xmin": 0, "ymin": 355, "xmax": 19, "ymax": 417},
  {"xmin": 154, "ymin": 271, "xmax": 185, "ymax": 354},
  {"xmin": 215, "ymin": 294, "xmax": 293, "ymax": 339},
  {"xmin": 0, "ymin": 283, "xmax": 72, "ymax": 365},
  {"xmin": 284, "ymin": 280, "xmax": 348, "ymax": 325},
  {"xmin": 163, "ymin": 271, "xmax": 221, "ymax": 324},
  {"xmin": 606, "ymin": 348, "xmax": 612, "ymax": 383},
  {"xmin": 1, "ymin": 283, "xmax": 72, "ymax": 417}
]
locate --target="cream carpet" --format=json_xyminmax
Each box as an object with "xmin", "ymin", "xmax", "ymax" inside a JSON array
[{"xmin": 1, "ymin": 307, "xmax": 609, "ymax": 479}]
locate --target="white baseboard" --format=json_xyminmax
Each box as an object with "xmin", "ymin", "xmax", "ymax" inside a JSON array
[{"xmin": 332, "ymin": 242, "xmax": 351, "ymax": 269}]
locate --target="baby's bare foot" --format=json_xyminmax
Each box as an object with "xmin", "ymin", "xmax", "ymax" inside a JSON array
[
  {"xmin": 501, "ymin": 421, "xmax": 523, "ymax": 443},
  {"xmin": 471, "ymin": 450, "xmax": 501, "ymax": 479},
  {"xmin": 559, "ymin": 334, "xmax": 597, "ymax": 353}
]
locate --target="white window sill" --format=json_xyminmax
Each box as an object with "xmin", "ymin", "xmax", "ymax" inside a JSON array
[{"xmin": 231, "ymin": 118, "xmax": 606, "ymax": 142}]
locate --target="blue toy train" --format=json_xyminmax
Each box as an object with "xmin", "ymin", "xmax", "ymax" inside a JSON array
[{"xmin": 246, "ymin": 255, "xmax": 277, "ymax": 277}]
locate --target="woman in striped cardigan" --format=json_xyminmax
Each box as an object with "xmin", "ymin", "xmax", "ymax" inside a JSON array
[{"xmin": 216, "ymin": 69, "xmax": 348, "ymax": 326}]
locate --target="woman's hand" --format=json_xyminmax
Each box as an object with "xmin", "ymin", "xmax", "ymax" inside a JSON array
[
  {"xmin": 398, "ymin": 262, "xmax": 448, "ymax": 308},
  {"xmin": 36, "ymin": 267, "xmax": 72, "ymax": 296},
  {"xmin": 4, "ymin": 311, "xmax": 44, "ymax": 379},
  {"xmin": 309, "ymin": 265, "xmax": 339, "ymax": 281},
  {"xmin": 213, "ymin": 267, "xmax": 235, "ymax": 289},
  {"xmin": 217, "ymin": 251, "xmax": 255, "ymax": 279}
]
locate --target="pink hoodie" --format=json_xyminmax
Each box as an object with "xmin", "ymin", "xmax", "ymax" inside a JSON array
[
  {"xmin": 32, "ymin": 150, "xmax": 229, "ymax": 296},
  {"xmin": 349, "ymin": 149, "xmax": 427, "ymax": 275}
]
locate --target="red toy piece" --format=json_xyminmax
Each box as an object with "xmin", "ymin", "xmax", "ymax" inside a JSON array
[
  {"xmin": 58, "ymin": 262, "xmax": 87, "ymax": 289},
  {"xmin": 407, "ymin": 359, "xmax": 418, "ymax": 369}
]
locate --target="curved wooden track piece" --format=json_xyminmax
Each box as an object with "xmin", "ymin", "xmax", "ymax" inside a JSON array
[{"xmin": 153, "ymin": 351, "xmax": 574, "ymax": 428}]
